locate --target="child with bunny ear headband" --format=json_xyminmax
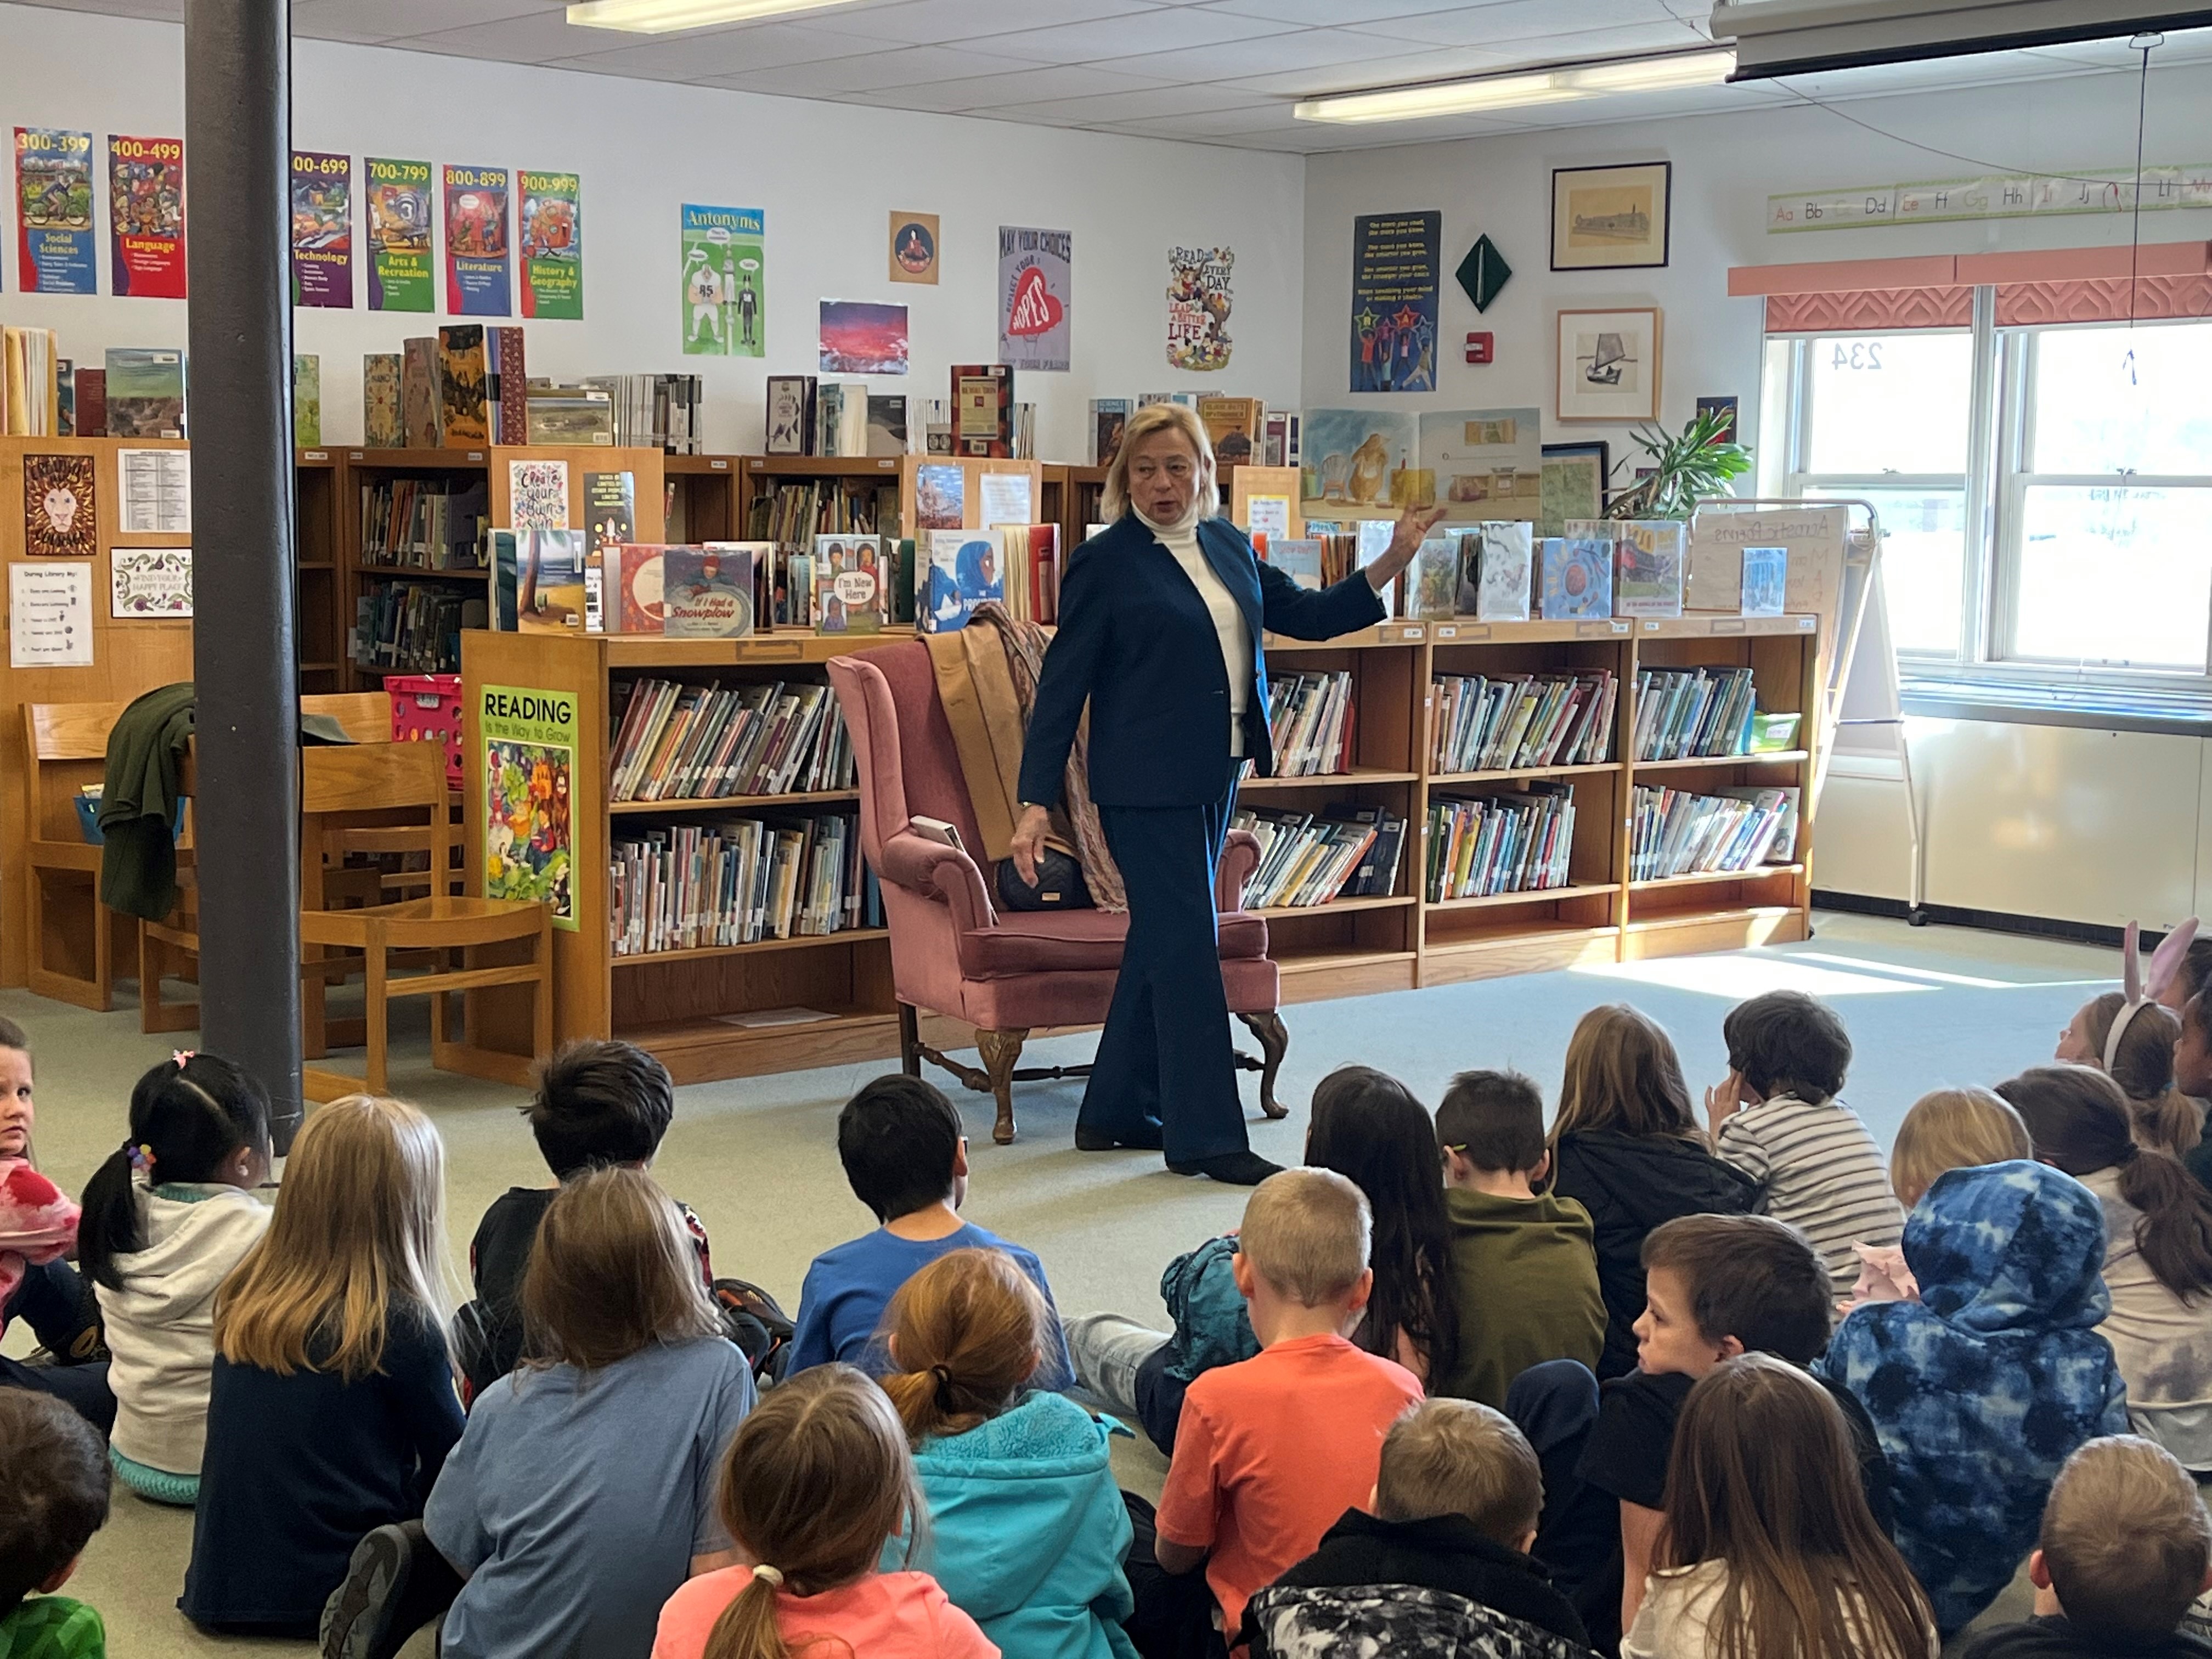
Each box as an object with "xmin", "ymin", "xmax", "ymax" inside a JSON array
[{"xmin": 2057, "ymin": 919, "xmax": 2203, "ymax": 1155}]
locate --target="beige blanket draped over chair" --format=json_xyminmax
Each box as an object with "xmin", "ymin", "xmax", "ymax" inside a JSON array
[{"xmin": 923, "ymin": 601, "xmax": 1127, "ymax": 912}]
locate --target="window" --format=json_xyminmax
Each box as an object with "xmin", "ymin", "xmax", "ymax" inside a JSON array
[{"xmin": 1779, "ymin": 312, "xmax": 2212, "ymax": 701}]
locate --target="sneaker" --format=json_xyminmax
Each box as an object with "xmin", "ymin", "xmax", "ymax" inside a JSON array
[{"xmin": 320, "ymin": 1520, "xmax": 450, "ymax": 1659}]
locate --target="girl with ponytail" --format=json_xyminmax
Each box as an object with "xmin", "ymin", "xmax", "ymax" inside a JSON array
[
  {"xmin": 2000, "ymin": 1064, "xmax": 2212, "ymax": 1471},
  {"xmin": 2056, "ymin": 992, "xmax": 2202, "ymax": 1154},
  {"xmin": 79, "ymin": 1051, "xmax": 270, "ymax": 1503},
  {"xmin": 879, "ymin": 1249, "xmax": 1138, "ymax": 1659},
  {"xmin": 652, "ymin": 1364, "xmax": 994, "ymax": 1659}
]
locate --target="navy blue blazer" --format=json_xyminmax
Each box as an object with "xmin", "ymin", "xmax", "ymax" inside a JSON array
[{"xmin": 1017, "ymin": 512, "xmax": 1387, "ymax": 810}]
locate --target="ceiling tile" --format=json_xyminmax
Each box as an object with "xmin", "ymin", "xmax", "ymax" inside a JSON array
[
  {"xmin": 996, "ymin": 82, "xmax": 1280, "ymax": 123},
  {"xmin": 292, "ymin": 0, "xmax": 556, "ymax": 43},
  {"xmin": 1359, "ymin": 0, "xmax": 1711, "ymax": 48},
  {"xmin": 407, "ymin": 7, "xmax": 616, "ymax": 61},
  {"xmin": 1217, "ymin": 43, "xmax": 1515, "ymax": 94},
  {"xmin": 552, "ymin": 19, "xmax": 859, "ymax": 75},
  {"xmin": 1352, "ymin": 14, "xmax": 1716, "ymax": 55},
  {"xmin": 702, "ymin": 42, "xmax": 1040, "ymax": 93},
  {"xmin": 1200, "ymin": 0, "xmax": 1464, "ymax": 24},
  {"xmin": 1126, "ymin": 25, "xmax": 1426, "ymax": 79},
  {"xmin": 796, "ymin": 0, "xmax": 1166, "ymax": 47},
  {"xmin": 982, "ymin": 7, "xmax": 1290, "ymax": 66},
  {"xmin": 873, "ymin": 62, "xmax": 1173, "ymax": 108},
  {"xmin": 17, "ymin": 0, "xmax": 181, "ymax": 18}
]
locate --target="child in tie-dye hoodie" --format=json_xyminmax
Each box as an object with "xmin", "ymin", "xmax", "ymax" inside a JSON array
[{"xmin": 1820, "ymin": 1160, "xmax": 2128, "ymax": 1639}]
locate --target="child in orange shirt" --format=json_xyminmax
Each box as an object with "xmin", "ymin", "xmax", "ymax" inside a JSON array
[{"xmin": 1139, "ymin": 1168, "xmax": 1425, "ymax": 1654}]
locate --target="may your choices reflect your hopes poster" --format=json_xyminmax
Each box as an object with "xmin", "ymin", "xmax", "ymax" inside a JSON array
[{"xmin": 998, "ymin": 225, "xmax": 1071, "ymax": 372}]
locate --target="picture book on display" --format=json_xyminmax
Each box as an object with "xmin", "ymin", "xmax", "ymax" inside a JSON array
[
  {"xmin": 74, "ymin": 366, "xmax": 106, "ymax": 438},
  {"xmin": 1545, "ymin": 525, "xmax": 1615, "ymax": 620},
  {"xmin": 1198, "ymin": 396, "xmax": 1265, "ymax": 468},
  {"xmin": 1472, "ymin": 521, "xmax": 1532, "ymax": 621},
  {"xmin": 1615, "ymin": 520, "xmax": 1685, "ymax": 618},
  {"xmin": 1268, "ymin": 538, "xmax": 1325, "ymax": 592},
  {"xmin": 866, "ymin": 394, "xmax": 909, "ymax": 458},
  {"xmin": 766, "ymin": 376, "xmax": 814, "ymax": 455},
  {"xmin": 402, "ymin": 338, "xmax": 440, "ymax": 448},
  {"xmin": 525, "ymin": 381, "xmax": 614, "ymax": 446},
  {"xmin": 816, "ymin": 382, "xmax": 867, "ymax": 458},
  {"xmin": 922, "ymin": 529, "xmax": 1002, "ymax": 632},
  {"xmin": 437, "ymin": 325, "xmax": 489, "ymax": 445},
  {"xmin": 812, "ymin": 534, "xmax": 884, "ymax": 635},
  {"xmin": 514, "ymin": 529, "xmax": 587, "ymax": 634},
  {"xmin": 1740, "ymin": 546, "xmax": 1786, "ymax": 616},
  {"xmin": 1088, "ymin": 398, "xmax": 1131, "ymax": 466},
  {"xmin": 363, "ymin": 353, "xmax": 402, "ymax": 448},
  {"xmin": 106, "ymin": 347, "xmax": 185, "ymax": 438},
  {"xmin": 599, "ymin": 543, "xmax": 665, "ymax": 635},
  {"xmin": 294, "ymin": 356, "xmax": 321, "ymax": 446},
  {"xmin": 664, "ymin": 544, "xmax": 759, "ymax": 638},
  {"xmin": 584, "ymin": 470, "xmax": 635, "ymax": 554},
  {"xmin": 1413, "ymin": 537, "xmax": 1457, "ymax": 622},
  {"xmin": 487, "ymin": 326, "xmax": 528, "ymax": 446},
  {"xmin": 952, "ymin": 364, "xmax": 1013, "ymax": 458}
]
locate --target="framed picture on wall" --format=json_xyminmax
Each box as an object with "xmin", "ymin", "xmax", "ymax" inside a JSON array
[
  {"xmin": 1556, "ymin": 308, "xmax": 1662, "ymax": 422},
  {"xmin": 1540, "ymin": 441, "xmax": 1611, "ymax": 535},
  {"xmin": 1551, "ymin": 161, "xmax": 1672, "ymax": 271}
]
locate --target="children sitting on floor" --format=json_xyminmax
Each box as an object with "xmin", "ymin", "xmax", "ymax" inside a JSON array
[
  {"xmin": 1433, "ymin": 1069, "xmax": 1605, "ymax": 1409},
  {"xmin": 1708, "ymin": 991, "xmax": 1903, "ymax": 1291},
  {"xmin": 1998, "ymin": 1066, "xmax": 2212, "ymax": 1472},
  {"xmin": 792, "ymin": 1075, "xmax": 1072, "ymax": 1389},
  {"xmin": 1960, "ymin": 1435, "xmax": 2212, "ymax": 1658},
  {"xmin": 1545, "ymin": 1005, "xmax": 1757, "ymax": 1379},
  {"xmin": 1623, "ymin": 1353, "xmax": 1935, "ymax": 1659},
  {"xmin": 2058, "ymin": 993, "xmax": 2200, "ymax": 1154},
  {"xmin": 1066, "ymin": 1066, "xmax": 1455, "ymax": 1453},
  {"xmin": 1552, "ymin": 1212, "xmax": 1891, "ymax": 1651},
  {"xmin": 879, "ymin": 1247, "xmax": 1136, "ymax": 1659},
  {"xmin": 0, "ymin": 1016, "xmax": 110, "ymax": 1435},
  {"xmin": 77, "ymin": 1052, "xmax": 272, "ymax": 1501},
  {"xmin": 183, "ymin": 1095, "xmax": 464, "ymax": 1637},
  {"xmin": 652, "ymin": 1364, "xmax": 997, "ymax": 1659},
  {"xmin": 1243, "ymin": 1397, "xmax": 1589, "ymax": 1655},
  {"xmin": 454, "ymin": 1039, "xmax": 714, "ymax": 1403},
  {"xmin": 0, "ymin": 1390, "xmax": 112, "ymax": 1659},
  {"xmin": 1844, "ymin": 1086, "xmax": 2035, "ymax": 1313},
  {"xmin": 1820, "ymin": 1159, "xmax": 2129, "ymax": 1639},
  {"xmin": 1138, "ymin": 1167, "xmax": 1425, "ymax": 1655},
  {"xmin": 324, "ymin": 1166, "xmax": 757, "ymax": 1659}
]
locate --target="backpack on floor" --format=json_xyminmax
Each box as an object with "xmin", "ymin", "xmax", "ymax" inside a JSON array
[{"xmin": 713, "ymin": 1278, "xmax": 795, "ymax": 1388}]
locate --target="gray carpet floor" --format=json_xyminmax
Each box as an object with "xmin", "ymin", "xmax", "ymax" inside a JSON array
[{"xmin": 0, "ymin": 911, "xmax": 2125, "ymax": 1656}]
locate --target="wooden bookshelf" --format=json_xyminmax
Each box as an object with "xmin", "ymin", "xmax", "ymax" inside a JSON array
[
  {"xmin": 455, "ymin": 608, "xmax": 1819, "ymax": 1083},
  {"xmin": 1041, "ymin": 463, "xmax": 1107, "ymax": 553}
]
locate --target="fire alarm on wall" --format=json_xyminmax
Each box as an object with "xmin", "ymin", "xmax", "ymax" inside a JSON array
[{"xmin": 1465, "ymin": 332, "xmax": 1494, "ymax": 364}]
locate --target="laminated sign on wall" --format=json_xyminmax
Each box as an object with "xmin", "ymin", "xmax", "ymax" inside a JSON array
[{"xmin": 998, "ymin": 225, "xmax": 1071, "ymax": 372}]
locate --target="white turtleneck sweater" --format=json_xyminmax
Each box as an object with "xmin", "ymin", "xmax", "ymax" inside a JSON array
[{"xmin": 1138, "ymin": 503, "xmax": 1254, "ymax": 757}]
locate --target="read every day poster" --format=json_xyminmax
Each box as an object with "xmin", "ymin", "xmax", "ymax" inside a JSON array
[{"xmin": 482, "ymin": 684, "xmax": 576, "ymax": 929}]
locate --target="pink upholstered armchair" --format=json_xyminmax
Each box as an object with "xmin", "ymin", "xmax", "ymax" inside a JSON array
[{"xmin": 827, "ymin": 640, "xmax": 1289, "ymax": 1146}]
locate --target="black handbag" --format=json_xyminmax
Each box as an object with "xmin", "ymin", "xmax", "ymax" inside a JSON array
[{"xmin": 995, "ymin": 848, "xmax": 1094, "ymax": 911}]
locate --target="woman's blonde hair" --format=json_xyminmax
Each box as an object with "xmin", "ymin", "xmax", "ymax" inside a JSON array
[
  {"xmin": 1549, "ymin": 1004, "xmax": 1701, "ymax": 1148},
  {"xmin": 215, "ymin": 1094, "xmax": 451, "ymax": 1381},
  {"xmin": 521, "ymin": 1165, "xmax": 720, "ymax": 1374},
  {"xmin": 879, "ymin": 1247, "xmax": 1046, "ymax": 1444},
  {"xmin": 703, "ymin": 1365, "xmax": 920, "ymax": 1659},
  {"xmin": 2076, "ymin": 992, "xmax": 2200, "ymax": 1154},
  {"xmin": 1891, "ymin": 1086, "xmax": 2033, "ymax": 1208},
  {"xmin": 1099, "ymin": 402, "xmax": 1220, "ymax": 523}
]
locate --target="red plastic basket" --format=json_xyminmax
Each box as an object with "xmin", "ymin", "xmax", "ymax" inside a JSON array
[{"xmin": 387, "ymin": 673, "xmax": 465, "ymax": 788}]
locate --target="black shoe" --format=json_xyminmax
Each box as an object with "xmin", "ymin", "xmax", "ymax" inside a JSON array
[
  {"xmin": 1075, "ymin": 1124, "xmax": 1165, "ymax": 1152},
  {"xmin": 1167, "ymin": 1150, "xmax": 1284, "ymax": 1185},
  {"xmin": 321, "ymin": 1520, "xmax": 456, "ymax": 1659}
]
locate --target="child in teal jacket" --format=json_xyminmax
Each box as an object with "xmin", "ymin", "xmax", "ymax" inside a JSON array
[{"xmin": 878, "ymin": 1247, "xmax": 1138, "ymax": 1659}]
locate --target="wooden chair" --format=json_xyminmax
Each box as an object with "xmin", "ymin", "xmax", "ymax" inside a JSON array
[
  {"xmin": 22, "ymin": 701, "xmax": 161, "ymax": 1011},
  {"xmin": 296, "ymin": 741, "xmax": 551, "ymax": 1103}
]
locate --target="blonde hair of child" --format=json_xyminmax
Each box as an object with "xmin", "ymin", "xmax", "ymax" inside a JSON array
[
  {"xmin": 1240, "ymin": 1167, "xmax": 1370, "ymax": 1307},
  {"xmin": 2077, "ymin": 992, "xmax": 2199, "ymax": 1154},
  {"xmin": 703, "ymin": 1365, "xmax": 920, "ymax": 1659},
  {"xmin": 520, "ymin": 1165, "xmax": 719, "ymax": 1373},
  {"xmin": 1376, "ymin": 1399, "xmax": 1539, "ymax": 1543},
  {"xmin": 215, "ymin": 1094, "xmax": 450, "ymax": 1381},
  {"xmin": 1889, "ymin": 1086, "xmax": 2033, "ymax": 1209},
  {"xmin": 879, "ymin": 1246, "xmax": 1046, "ymax": 1444},
  {"xmin": 2041, "ymin": 1435, "xmax": 2212, "ymax": 1641}
]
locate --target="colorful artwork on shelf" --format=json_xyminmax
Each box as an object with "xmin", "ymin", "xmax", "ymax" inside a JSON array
[
  {"xmin": 508, "ymin": 460, "xmax": 569, "ymax": 531},
  {"xmin": 1299, "ymin": 408, "xmax": 1418, "ymax": 522},
  {"xmin": 481, "ymin": 682, "xmax": 577, "ymax": 930}
]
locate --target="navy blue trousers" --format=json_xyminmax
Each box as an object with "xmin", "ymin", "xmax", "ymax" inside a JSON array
[{"xmin": 1082, "ymin": 762, "xmax": 1245, "ymax": 1165}]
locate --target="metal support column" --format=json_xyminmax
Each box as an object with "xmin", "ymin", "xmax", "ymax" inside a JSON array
[{"xmin": 185, "ymin": 0, "xmax": 303, "ymax": 1149}]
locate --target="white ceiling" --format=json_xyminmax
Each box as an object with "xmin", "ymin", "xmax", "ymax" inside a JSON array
[{"xmin": 17, "ymin": 0, "xmax": 2212, "ymax": 151}]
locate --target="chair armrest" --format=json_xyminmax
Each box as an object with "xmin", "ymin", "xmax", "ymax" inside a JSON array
[
  {"xmin": 1218, "ymin": 828, "xmax": 1260, "ymax": 914},
  {"xmin": 876, "ymin": 832, "xmax": 996, "ymax": 933}
]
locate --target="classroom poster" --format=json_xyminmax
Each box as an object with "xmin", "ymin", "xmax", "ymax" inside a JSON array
[
  {"xmin": 107, "ymin": 134, "xmax": 186, "ymax": 298},
  {"xmin": 481, "ymin": 683, "xmax": 577, "ymax": 930},
  {"xmin": 1166, "ymin": 245, "xmax": 1234, "ymax": 371},
  {"xmin": 22, "ymin": 453, "xmax": 96, "ymax": 559},
  {"xmin": 110, "ymin": 546, "xmax": 191, "ymax": 617},
  {"xmin": 997, "ymin": 225, "xmax": 1071, "ymax": 372},
  {"xmin": 9, "ymin": 563, "xmax": 93, "ymax": 667},
  {"xmin": 819, "ymin": 300, "xmax": 909, "ymax": 375},
  {"xmin": 518, "ymin": 169, "xmax": 581, "ymax": 320},
  {"xmin": 443, "ymin": 165, "xmax": 512, "ymax": 316},
  {"xmin": 289, "ymin": 150, "xmax": 353, "ymax": 308},
  {"xmin": 1350, "ymin": 211, "xmax": 1441, "ymax": 394},
  {"xmin": 13, "ymin": 127, "xmax": 97, "ymax": 295},
  {"xmin": 365, "ymin": 157, "xmax": 433, "ymax": 312},
  {"xmin": 888, "ymin": 211, "xmax": 938, "ymax": 284},
  {"xmin": 679, "ymin": 204, "xmax": 765, "ymax": 357}
]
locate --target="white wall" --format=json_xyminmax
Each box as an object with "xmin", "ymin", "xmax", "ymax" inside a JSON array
[
  {"xmin": 1300, "ymin": 61, "xmax": 2212, "ymax": 466},
  {"xmin": 0, "ymin": 2, "xmax": 1307, "ymax": 458}
]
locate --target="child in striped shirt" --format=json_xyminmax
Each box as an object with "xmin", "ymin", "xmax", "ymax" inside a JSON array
[{"xmin": 1707, "ymin": 992, "xmax": 1903, "ymax": 1292}]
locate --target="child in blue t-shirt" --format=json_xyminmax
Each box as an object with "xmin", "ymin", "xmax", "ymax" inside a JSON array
[{"xmin": 790, "ymin": 1075, "xmax": 1074, "ymax": 1389}]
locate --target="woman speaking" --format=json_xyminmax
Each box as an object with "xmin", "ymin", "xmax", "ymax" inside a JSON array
[{"xmin": 1011, "ymin": 404, "xmax": 1438, "ymax": 1184}]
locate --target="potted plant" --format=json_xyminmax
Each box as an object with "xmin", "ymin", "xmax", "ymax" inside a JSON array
[{"xmin": 1605, "ymin": 406, "xmax": 1751, "ymax": 520}]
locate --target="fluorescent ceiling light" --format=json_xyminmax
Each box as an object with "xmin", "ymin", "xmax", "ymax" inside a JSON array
[
  {"xmin": 567, "ymin": 0, "xmax": 860, "ymax": 32},
  {"xmin": 1295, "ymin": 47, "xmax": 1736, "ymax": 123}
]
